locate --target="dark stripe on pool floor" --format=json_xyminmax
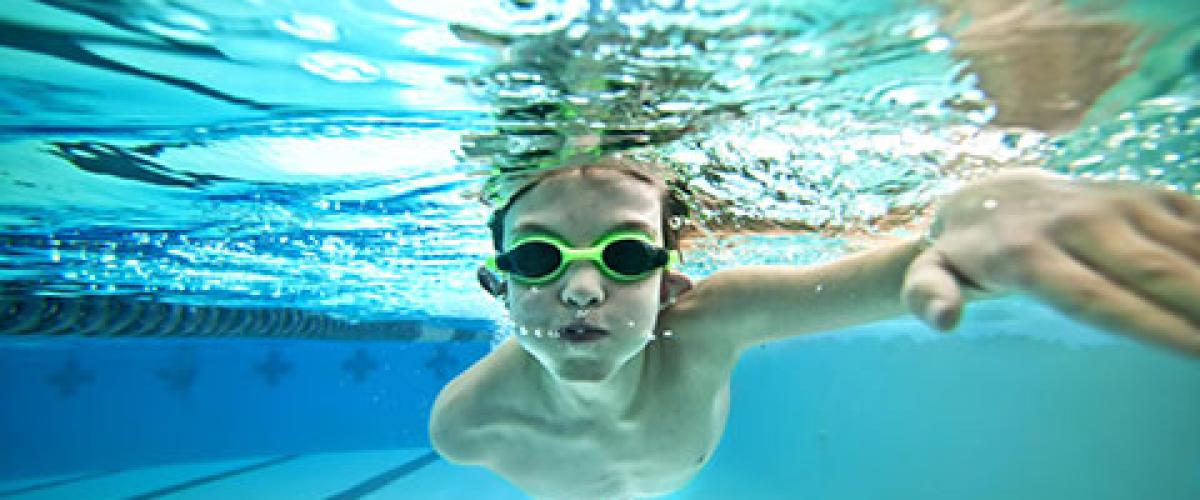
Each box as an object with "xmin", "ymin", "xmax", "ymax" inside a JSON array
[
  {"xmin": 128, "ymin": 454, "xmax": 302, "ymax": 499},
  {"xmin": 326, "ymin": 451, "xmax": 440, "ymax": 499},
  {"xmin": 0, "ymin": 469, "xmax": 124, "ymax": 498}
]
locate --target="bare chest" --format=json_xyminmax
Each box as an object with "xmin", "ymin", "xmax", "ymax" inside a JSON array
[{"xmin": 489, "ymin": 381, "xmax": 731, "ymax": 499}]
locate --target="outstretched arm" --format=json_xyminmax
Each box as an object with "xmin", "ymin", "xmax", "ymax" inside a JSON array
[
  {"xmin": 665, "ymin": 236, "xmax": 925, "ymax": 351},
  {"xmin": 669, "ymin": 170, "xmax": 1200, "ymax": 356}
]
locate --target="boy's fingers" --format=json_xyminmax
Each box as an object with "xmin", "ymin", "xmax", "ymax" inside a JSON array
[
  {"xmin": 1020, "ymin": 248, "xmax": 1200, "ymax": 356},
  {"xmin": 1128, "ymin": 203, "xmax": 1200, "ymax": 262},
  {"xmin": 1060, "ymin": 222, "xmax": 1200, "ymax": 325},
  {"xmin": 903, "ymin": 248, "xmax": 964, "ymax": 331},
  {"xmin": 1158, "ymin": 190, "xmax": 1200, "ymax": 222}
]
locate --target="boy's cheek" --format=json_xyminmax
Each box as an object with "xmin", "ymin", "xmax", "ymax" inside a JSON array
[
  {"xmin": 507, "ymin": 291, "xmax": 556, "ymax": 328},
  {"xmin": 508, "ymin": 285, "xmax": 548, "ymax": 309}
]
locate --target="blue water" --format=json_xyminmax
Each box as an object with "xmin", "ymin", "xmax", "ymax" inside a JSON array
[{"xmin": 1, "ymin": 0, "xmax": 1199, "ymax": 498}]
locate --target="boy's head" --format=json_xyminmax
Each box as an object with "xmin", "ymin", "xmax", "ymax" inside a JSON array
[
  {"xmin": 480, "ymin": 156, "xmax": 693, "ymax": 382},
  {"xmin": 485, "ymin": 156, "xmax": 688, "ymax": 256}
]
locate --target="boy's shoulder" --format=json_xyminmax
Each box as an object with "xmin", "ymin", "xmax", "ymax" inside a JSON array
[{"xmin": 429, "ymin": 340, "xmax": 526, "ymax": 464}]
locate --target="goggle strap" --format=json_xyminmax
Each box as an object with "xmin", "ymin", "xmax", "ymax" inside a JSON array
[
  {"xmin": 485, "ymin": 256, "xmax": 502, "ymax": 273},
  {"xmin": 493, "ymin": 254, "xmax": 513, "ymax": 272},
  {"xmin": 650, "ymin": 248, "xmax": 669, "ymax": 268},
  {"xmin": 667, "ymin": 249, "xmax": 681, "ymax": 269}
]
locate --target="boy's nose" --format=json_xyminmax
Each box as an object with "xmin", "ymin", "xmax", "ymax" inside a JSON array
[{"xmin": 559, "ymin": 262, "xmax": 605, "ymax": 309}]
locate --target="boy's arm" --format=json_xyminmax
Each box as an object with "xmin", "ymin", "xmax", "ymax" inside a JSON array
[
  {"xmin": 429, "ymin": 382, "xmax": 486, "ymax": 465},
  {"xmin": 428, "ymin": 355, "xmax": 503, "ymax": 466},
  {"xmin": 666, "ymin": 237, "xmax": 927, "ymax": 350},
  {"xmin": 670, "ymin": 170, "xmax": 1200, "ymax": 355}
]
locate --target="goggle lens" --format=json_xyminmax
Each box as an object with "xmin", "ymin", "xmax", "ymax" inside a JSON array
[
  {"xmin": 507, "ymin": 241, "xmax": 561, "ymax": 278},
  {"xmin": 602, "ymin": 239, "xmax": 658, "ymax": 276}
]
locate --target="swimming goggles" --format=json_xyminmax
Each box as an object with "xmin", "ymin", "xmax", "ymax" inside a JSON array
[{"xmin": 486, "ymin": 231, "xmax": 680, "ymax": 285}]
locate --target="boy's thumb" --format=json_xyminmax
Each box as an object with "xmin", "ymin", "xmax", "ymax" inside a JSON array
[{"xmin": 902, "ymin": 248, "xmax": 964, "ymax": 331}]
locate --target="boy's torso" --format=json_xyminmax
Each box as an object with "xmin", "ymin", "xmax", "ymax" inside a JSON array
[{"xmin": 451, "ymin": 330, "xmax": 736, "ymax": 499}]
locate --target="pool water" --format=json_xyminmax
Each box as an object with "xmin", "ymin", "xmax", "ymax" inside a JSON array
[{"xmin": 1, "ymin": 0, "xmax": 1198, "ymax": 498}]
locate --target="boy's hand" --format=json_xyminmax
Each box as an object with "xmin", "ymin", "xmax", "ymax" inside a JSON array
[{"xmin": 902, "ymin": 169, "xmax": 1200, "ymax": 355}]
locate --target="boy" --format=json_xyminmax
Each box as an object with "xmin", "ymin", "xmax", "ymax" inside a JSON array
[{"xmin": 430, "ymin": 156, "xmax": 1198, "ymax": 499}]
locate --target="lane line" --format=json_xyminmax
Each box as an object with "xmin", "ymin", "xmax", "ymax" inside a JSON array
[
  {"xmin": 128, "ymin": 455, "xmax": 302, "ymax": 499},
  {"xmin": 326, "ymin": 451, "xmax": 440, "ymax": 499},
  {"xmin": 0, "ymin": 469, "xmax": 123, "ymax": 498}
]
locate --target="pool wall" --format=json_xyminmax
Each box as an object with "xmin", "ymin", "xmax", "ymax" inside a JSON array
[{"xmin": 0, "ymin": 338, "xmax": 488, "ymax": 479}]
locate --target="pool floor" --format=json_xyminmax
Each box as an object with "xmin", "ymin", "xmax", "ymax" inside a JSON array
[{"xmin": 0, "ymin": 449, "xmax": 527, "ymax": 499}]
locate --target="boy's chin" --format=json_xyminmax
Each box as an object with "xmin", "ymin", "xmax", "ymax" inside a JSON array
[
  {"xmin": 552, "ymin": 358, "xmax": 619, "ymax": 383},
  {"xmin": 522, "ymin": 333, "xmax": 648, "ymax": 382}
]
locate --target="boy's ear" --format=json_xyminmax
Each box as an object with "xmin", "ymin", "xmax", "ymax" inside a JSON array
[
  {"xmin": 477, "ymin": 266, "xmax": 508, "ymax": 299},
  {"xmin": 660, "ymin": 270, "xmax": 693, "ymax": 307}
]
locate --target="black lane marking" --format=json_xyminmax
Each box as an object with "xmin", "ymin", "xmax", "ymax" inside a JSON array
[
  {"xmin": 128, "ymin": 454, "xmax": 302, "ymax": 499},
  {"xmin": 326, "ymin": 451, "xmax": 440, "ymax": 500},
  {"xmin": 0, "ymin": 469, "xmax": 123, "ymax": 498}
]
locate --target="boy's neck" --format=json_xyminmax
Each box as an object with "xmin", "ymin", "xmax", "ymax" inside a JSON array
[{"xmin": 529, "ymin": 349, "xmax": 648, "ymax": 418}]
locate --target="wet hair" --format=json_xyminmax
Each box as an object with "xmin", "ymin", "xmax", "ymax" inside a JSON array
[{"xmin": 486, "ymin": 157, "xmax": 689, "ymax": 253}]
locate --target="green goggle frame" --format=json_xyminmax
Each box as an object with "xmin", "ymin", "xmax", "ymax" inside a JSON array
[{"xmin": 486, "ymin": 231, "xmax": 681, "ymax": 285}]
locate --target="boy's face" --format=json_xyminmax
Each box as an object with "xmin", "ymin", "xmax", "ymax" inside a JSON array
[{"xmin": 501, "ymin": 169, "xmax": 665, "ymax": 382}]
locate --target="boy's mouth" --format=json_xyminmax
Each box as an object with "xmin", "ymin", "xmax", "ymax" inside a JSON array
[{"xmin": 558, "ymin": 323, "xmax": 609, "ymax": 343}]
